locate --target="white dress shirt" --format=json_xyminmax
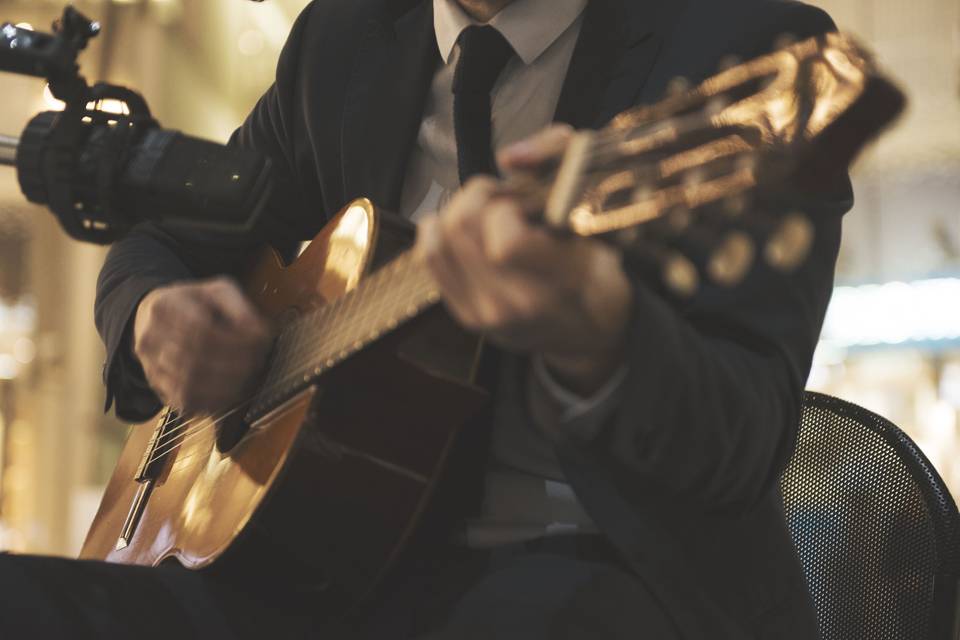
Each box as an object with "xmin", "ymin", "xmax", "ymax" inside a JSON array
[{"xmin": 398, "ymin": 0, "xmax": 627, "ymax": 547}]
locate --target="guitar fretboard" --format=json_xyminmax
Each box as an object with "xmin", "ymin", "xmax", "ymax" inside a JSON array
[{"xmin": 246, "ymin": 250, "xmax": 440, "ymax": 420}]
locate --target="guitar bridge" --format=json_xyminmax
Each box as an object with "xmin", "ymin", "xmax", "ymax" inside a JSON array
[
  {"xmin": 116, "ymin": 480, "xmax": 152, "ymax": 551},
  {"xmin": 135, "ymin": 408, "xmax": 179, "ymax": 482},
  {"xmin": 116, "ymin": 409, "xmax": 178, "ymax": 550}
]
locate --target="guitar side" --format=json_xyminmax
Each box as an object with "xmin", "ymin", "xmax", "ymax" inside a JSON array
[{"xmin": 80, "ymin": 199, "xmax": 488, "ymax": 609}]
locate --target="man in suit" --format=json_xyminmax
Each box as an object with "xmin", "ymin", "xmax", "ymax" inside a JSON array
[{"xmin": 0, "ymin": 0, "xmax": 851, "ymax": 637}]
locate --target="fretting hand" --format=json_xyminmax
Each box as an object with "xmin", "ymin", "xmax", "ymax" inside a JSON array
[{"xmin": 415, "ymin": 125, "xmax": 632, "ymax": 395}]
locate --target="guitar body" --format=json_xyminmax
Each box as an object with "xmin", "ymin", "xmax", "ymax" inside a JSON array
[{"xmin": 80, "ymin": 199, "xmax": 488, "ymax": 610}]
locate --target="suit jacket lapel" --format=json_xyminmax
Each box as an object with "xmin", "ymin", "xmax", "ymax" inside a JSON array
[
  {"xmin": 555, "ymin": 0, "xmax": 685, "ymax": 129},
  {"xmin": 341, "ymin": 1, "xmax": 440, "ymax": 211}
]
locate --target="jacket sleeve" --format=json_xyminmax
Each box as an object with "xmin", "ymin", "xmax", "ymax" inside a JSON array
[
  {"xmin": 95, "ymin": 2, "xmax": 318, "ymax": 422},
  {"xmin": 576, "ymin": 3, "xmax": 854, "ymax": 513}
]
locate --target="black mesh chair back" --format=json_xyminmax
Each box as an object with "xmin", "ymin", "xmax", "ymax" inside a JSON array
[{"xmin": 780, "ymin": 391, "xmax": 960, "ymax": 640}]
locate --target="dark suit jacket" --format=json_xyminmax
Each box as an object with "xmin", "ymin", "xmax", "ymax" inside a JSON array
[{"xmin": 95, "ymin": 0, "xmax": 853, "ymax": 637}]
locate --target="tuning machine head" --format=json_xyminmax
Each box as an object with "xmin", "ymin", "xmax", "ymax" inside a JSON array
[
  {"xmin": 708, "ymin": 231, "xmax": 756, "ymax": 286},
  {"xmin": 663, "ymin": 252, "xmax": 700, "ymax": 297},
  {"xmin": 764, "ymin": 212, "xmax": 814, "ymax": 271}
]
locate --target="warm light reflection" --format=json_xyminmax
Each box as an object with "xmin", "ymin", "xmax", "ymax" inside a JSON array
[
  {"xmin": 328, "ymin": 201, "xmax": 373, "ymax": 291},
  {"xmin": 92, "ymin": 99, "xmax": 130, "ymax": 116}
]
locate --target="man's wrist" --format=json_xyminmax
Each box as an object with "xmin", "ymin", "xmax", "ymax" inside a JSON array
[
  {"xmin": 541, "ymin": 347, "xmax": 624, "ymax": 396},
  {"xmin": 543, "ymin": 255, "xmax": 631, "ymax": 395}
]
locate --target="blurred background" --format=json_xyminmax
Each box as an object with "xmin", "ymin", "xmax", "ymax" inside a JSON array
[{"xmin": 0, "ymin": 0, "xmax": 957, "ymax": 557}]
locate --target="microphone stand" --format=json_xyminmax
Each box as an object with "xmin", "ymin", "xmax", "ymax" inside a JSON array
[{"xmin": 0, "ymin": 135, "xmax": 16, "ymax": 167}]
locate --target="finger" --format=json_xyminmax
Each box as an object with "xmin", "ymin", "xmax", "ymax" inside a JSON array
[
  {"xmin": 442, "ymin": 218, "xmax": 507, "ymax": 327},
  {"xmin": 421, "ymin": 215, "xmax": 488, "ymax": 327},
  {"xmin": 446, "ymin": 175, "xmax": 499, "ymax": 220},
  {"xmin": 416, "ymin": 177, "xmax": 492, "ymax": 265},
  {"xmin": 482, "ymin": 199, "xmax": 572, "ymax": 275},
  {"xmin": 421, "ymin": 210, "xmax": 501, "ymax": 329},
  {"xmin": 170, "ymin": 355, "xmax": 249, "ymax": 416},
  {"xmin": 440, "ymin": 201, "xmax": 569, "ymax": 335},
  {"xmin": 414, "ymin": 214, "xmax": 441, "ymax": 262},
  {"xmin": 148, "ymin": 351, "xmax": 186, "ymax": 409},
  {"xmin": 198, "ymin": 277, "xmax": 266, "ymax": 333},
  {"xmin": 143, "ymin": 362, "xmax": 176, "ymax": 406},
  {"xmin": 441, "ymin": 182, "xmax": 526, "ymax": 325},
  {"xmin": 162, "ymin": 295, "xmax": 214, "ymax": 341},
  {"xmin": 497, "ymin": 124, "xmax": 574, "ymax": 172},
  {"xmin": 157, "ymin": 312, "xmax": 259, "ymax": 378}
]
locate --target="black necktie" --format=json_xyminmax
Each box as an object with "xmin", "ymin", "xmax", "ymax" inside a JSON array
[{"xmin": 452, "ymin": 26, "xmax": 515, "ymax": 184}]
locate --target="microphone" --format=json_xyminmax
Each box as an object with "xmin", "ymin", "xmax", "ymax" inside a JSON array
[
  {"xmin": 3, "ymin": 110, "xmax": 274, "ymax": 243},
  {"xmin": 0, "ymin": 7, "xmax": 274, "ymax": 244}
]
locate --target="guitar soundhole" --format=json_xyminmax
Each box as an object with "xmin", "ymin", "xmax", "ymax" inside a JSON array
[{"xmin": 215, "ymin": 414, "xmax": 251, "ymax": 453}]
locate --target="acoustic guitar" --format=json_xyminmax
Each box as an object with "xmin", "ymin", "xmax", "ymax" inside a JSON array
[{"xmin": 81, "ymin": 33, "xmax": 905, "ymax": 611}]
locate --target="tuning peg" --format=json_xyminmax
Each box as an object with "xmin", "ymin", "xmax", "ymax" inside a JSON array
[
  {"xmin": 663, "ymin": 252, "xmax": 700, "ymax": 297},
  {"xmin": 764, "ymin": 213, "xmax": 814, "ymax": 271},
  {"xmin": 618, "ymin": 236, "xmax": 700, "ymax": 298},
  {"xmin": 707, "ymin": 231, "xmax": 756, "ymax": 286},
  {"xmin": 667, "ymin": 76, "xmax": 692, "ymax": 97}
]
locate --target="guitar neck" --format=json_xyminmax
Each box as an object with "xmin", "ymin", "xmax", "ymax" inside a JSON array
[
  {"xmin": 245, "ymin": 32, "xmax": 906, "ymax": 421},
  {"xmin": 248, "ymin": 249, "xmax": 441, "ymax": 420}
]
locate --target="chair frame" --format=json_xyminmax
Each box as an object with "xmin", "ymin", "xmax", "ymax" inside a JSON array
[{"xmin": 795, "ymin": 392, "xmax": 960, "ymax": 640}]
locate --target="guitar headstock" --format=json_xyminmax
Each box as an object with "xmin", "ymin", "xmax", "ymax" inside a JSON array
[{"xmin": 543, "ymin": 32, "xmax": 906, "ymax": 296}]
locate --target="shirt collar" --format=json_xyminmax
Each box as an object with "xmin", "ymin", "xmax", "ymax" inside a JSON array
[{"xmin": 433, "ymin": 0, "xmax": 587, "ymax": 66}]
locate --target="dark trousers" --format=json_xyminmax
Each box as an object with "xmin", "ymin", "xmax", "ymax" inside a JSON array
[{"xmin": 0, "ymin": 537, "xmax": 680, "ymax": 639}]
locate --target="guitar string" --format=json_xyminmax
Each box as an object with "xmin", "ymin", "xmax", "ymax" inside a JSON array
[
  {"xmin": 144, "ymin": 399, "xmax": 258, "ymax": 466},
  {"xmin": 252, "ymin": 255, "xmax": 436, "ymax": 391},
  {"xmin": 276, "ymin": 257, "xmax": 433, "ymax": 380}
]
